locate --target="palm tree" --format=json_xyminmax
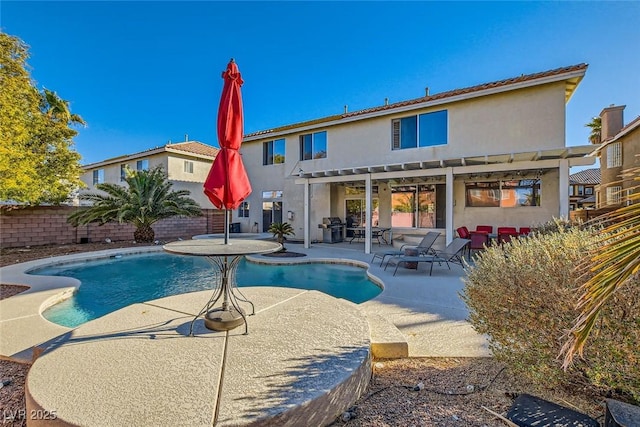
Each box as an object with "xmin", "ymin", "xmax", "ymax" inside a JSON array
[
  {"xmin": 42, "ymin": 88, "xmax": 86, "ymax": 126},
  {"xmin": 585, "ymin": 116, "xmax": 601, "ymax": 144},
  {"xmin": 562, "ymin": 166, "xmax": 640, "ymax": 368},
  {"xmin": 68, "ymin": 166, "xmax": 201, "ymax": 242},
  {"xmin": 268, "ymin": 222, "xmax": 295, "ymax": 251}
]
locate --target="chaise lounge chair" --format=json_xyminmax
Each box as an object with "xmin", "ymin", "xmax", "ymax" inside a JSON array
[
  {"xmin": 385, "ymin": 238, "xmax": 471, "ymax": 276},
  {"xmin": 371, "ymin": 231, "xmax": 440, "ymax": 267}
]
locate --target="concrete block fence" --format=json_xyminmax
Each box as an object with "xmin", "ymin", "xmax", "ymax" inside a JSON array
[{"xmin": 0, "ymin": 206, "xmax": 225, "ymax": 248}]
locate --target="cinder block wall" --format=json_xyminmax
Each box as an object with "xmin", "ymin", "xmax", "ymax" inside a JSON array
[{"xmin": 0, "ymin": 206, "xmax": 225, "ymax": 248}]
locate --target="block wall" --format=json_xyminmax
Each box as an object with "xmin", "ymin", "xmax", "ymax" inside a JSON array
[{"xmin": 0, "ymin": 206, "xmax": 225, "ymax": 248}]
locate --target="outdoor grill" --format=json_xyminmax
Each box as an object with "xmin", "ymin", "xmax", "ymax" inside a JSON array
[{"xmin": 318, "ymin": 217, "xmax": 345, "ymax": 243}]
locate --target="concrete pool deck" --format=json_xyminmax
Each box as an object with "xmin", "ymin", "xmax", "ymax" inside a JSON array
[
  {"xmin": 0, "ymin": 242, "xmax": 489, "ymax": 360},
  {"xmin": 1, "ymin": 240, "xmax": 489, "ymax": 425}
]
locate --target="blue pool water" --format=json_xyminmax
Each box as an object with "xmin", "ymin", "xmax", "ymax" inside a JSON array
[{"xmin": 32, "ymin": 253, "xmax": 381, "ymax": 328}]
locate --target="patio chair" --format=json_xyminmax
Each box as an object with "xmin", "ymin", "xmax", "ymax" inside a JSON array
[
  {"xmin": 497, "ymin": 227, "xmax": 519, "ymax": 244},
  {"xmin": 371, "ymin": 231, "xmax": 440, "ymax": 267},
  {"xmin": 519, "ymin": 227, "xmax": 531, "ymax": 236},
  {"xmin": 475, "ymin": 225, "xmax": 493, "ymax": 234},
  {"xmin": 469, "ymin": 230, "xmax": 490, "ymax": 251},
  {"xmin": 385, "ymin": 238, "xmax": 470, "ymax": 276}
]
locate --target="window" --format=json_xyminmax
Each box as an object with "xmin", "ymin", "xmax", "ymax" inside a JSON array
[
  {"xmin": 262, "ymin": 190, "xmax": 283, "ymax": 199},
  {"xmin": 238, "ymin": 201, "xmax": 249, "ymax": 218},
  {"xmin": 585, "ymin": 187, "xmax": 593, "ymax": 195},
  {"xmin": 501, "ymin": 180, "xmax": 541, "ymax": 207},
  {"xmin": 606, "ymin": 186, "xmax": 622, "ymax": 205},
  {"xmin": 299, "ymin": 131, "xmax": 327, "ymax": 160},
  {"xmin": 184, "ymin": 160, "xmax": 194, "ymax": 174},
  {"xmin": 120, "ymin": 164, "xmax": 127, "ymax": 182},
  {"xmin": 606, "ymin": 142, "xmax": 622, "ymax": 168},
  {"xmin": 391, "ymin": 185, "xmax": 435, "ymax": 227},
  {"xmin": 577, "ymin": 185, "xmax": 584, "ymax": 196},
  {"xmin": 392, "ymin": 110, "xmax": 448, "ymax": 149},
  {"xmin": 92, "ymin": 169, "xmax": 104, "ymax": 185},
  {"xmin": 569, "ymin": 185, "xmax": 574, "ymax": 196},
  {"xmin": 465, "ymin": 180, "xmax": 541, "ymax": 207},
  {"xmin": 136, "ymin": 159, "xmax": 149, "ymax": 171},
  {"xmin": 263, "ymin": 138, "xmax": 285, "ymax": 165}
]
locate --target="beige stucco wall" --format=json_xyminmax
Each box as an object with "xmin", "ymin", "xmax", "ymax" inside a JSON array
[
  {"xmin": 80, "ymin": 152, "xmax": 214, "ymax": 207},
  {"xmin": 453, "ymin": 170, "xmax": 560, "ymax": 231},
  {"xmin": 236, "ymin": 82, "xmax": 568, "ymax": 233}
]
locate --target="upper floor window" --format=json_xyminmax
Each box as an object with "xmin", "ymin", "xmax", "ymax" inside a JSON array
[
  {"xmin": 299, "ymin": 131, "xmax": 327, "ymax": 160},
  {"xmin": 577, "ymin": 185, "xmax": 584, "ymax": 196},
  {"xmin": 392, "ymin": 110, "xmax": 448, "ymax": 150},
  {"xmin": 238, "ymin": 201, "xmax": 250, "ymax": 218},
  {"xmin": 585, "ymin": 187, "xmax": 593, "ymax": 195},
  {"xmin": 184, "ymin": 160, "xmax": 194, "ymax": 174},
  {"xmin": 569, "ymin": 185, "xmax": 575, "ymax": 196},
  {"xmin": 92, "ymin": 169, "xmax": 104, "ymax": 185},
  {"xmin": 120, "ymin": 164, "xmax": 127, "ymax": 181},
  {"xmin": 263, "ymin": 138, "xmax": 285, "ymax": 165},
  {"xmin": 606, "ymin": 142, "xmax": 622, "ymax": 168},
  {"xmin": 137, "ymin": 159, "xmax": 149, "ymax": 171}
]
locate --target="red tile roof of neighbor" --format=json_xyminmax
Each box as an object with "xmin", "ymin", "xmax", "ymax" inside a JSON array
[
  {"xmin": 245, "ymin": 63, "xmax": 588, "ymax": 139},
  {"xmin": 166, "ymin": 141, "xmax": 219, "ymax": 158},
  {"xmin": 569, "ymin": 168, "xmax": 601, "ymax": 184}
]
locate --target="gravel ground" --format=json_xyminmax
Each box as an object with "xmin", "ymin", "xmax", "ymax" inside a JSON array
[{"xmin": 0, "ymin": 242, "xmax": 607, "ymax": 426}]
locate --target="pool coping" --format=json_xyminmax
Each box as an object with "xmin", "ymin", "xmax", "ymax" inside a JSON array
[{"xmin": 0, "ymin": 245, "xmax": 407, "ymax": 360}]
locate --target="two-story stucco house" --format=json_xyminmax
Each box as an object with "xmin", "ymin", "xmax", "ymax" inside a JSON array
[
  {"xmin": 80, "ymin": 141, "xmax": 219, "ymax": 207},
  {"xmin": 234, "ymin": 64, "xmax": 596, "ymax": 253},
  {"xmin": 592, "ymin": 105, "xmax": 640, "ymax": 207}
]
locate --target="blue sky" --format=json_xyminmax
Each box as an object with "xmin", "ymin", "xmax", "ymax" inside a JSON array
[{"xmin": 2, "ymin": 1, "xmax": 639, "ymax": 167}]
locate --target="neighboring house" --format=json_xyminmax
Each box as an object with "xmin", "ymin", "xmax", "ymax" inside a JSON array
[
  {"xmin": 80, "ymin": 141, "xmax": 219, "ymax": 207},
  {"xmin": 591, "ymin": 105, "xmax": 640, "ymax": 207},
  {"xmin": 569, "ymin": 168, "xmax": 600, "ymax": 210},
  {"xmin": 235, "ymin": 63, "xmax": 596, "ymax": 252}
]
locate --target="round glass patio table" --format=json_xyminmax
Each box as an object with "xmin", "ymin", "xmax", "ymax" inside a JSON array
[{"xmin": 163, "ymin": 239, "xmax": 282, "ymax": 334}]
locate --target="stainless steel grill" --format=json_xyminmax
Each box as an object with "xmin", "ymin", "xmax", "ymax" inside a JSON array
[{"xmin": 318, "ymin": 217, "xmax": 344, "ymax": 243}]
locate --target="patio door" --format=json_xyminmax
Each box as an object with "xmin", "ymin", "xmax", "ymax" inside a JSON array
[
  {"xmin": 262, "ymin": 201, "xmax": 283, "ymax": 232},
  {"xmin": 391, "ymin": 184, "xmax": 437, "ymax": 228}
]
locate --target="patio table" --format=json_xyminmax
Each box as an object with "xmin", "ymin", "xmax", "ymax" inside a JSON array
[
  {"xmin": 346, "ymin": 227, "xmax": 391, "ymax": 244},
  {"xmin": 163, "ymin": 239, "xmax": 281, "ymax": 334}
]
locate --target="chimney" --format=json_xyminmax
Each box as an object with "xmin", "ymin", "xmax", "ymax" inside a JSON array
[
  {"xmin": 184, "ymin": 134, "xmax": 189, "ymax": 142},
  {"xmin": 384, "ymin": 97, "xmax": 389, "ymax": 106},
  {"xmin": 425, "ymin": 87, "xmax": 430, "ymax": 96},
  {"xmin": 599, "ymin": 105, "xmax": 625, "ymax": 141},
  {"xmin": 344, "ymin": 105, "xmax": 348, "ymax": 114}
]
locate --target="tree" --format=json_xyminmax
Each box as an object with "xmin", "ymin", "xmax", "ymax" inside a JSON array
[
  {"xmin": 562, "ymin": 166, "xmax": 640, "ymax": 368},
  {"xmin": 267, "ymin": 222, "xmax": 295, "ymax": 251},
  {"xmin": 585, "ymin": 116, "xmax": 601, "ymax": 144},
  {"xmin": 67, "ymin": 166, "xmax": 202, "ymax": 242},
  {"xmin": 0, "ymin": 32, "xmax": 84, "ymax": 206}
]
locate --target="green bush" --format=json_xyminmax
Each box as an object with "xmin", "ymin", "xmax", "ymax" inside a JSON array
[{"xmin": 461, "ymin": 224, "xmax": 640, "ymax": 403}]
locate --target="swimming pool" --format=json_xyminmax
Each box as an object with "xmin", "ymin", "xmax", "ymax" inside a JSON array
[{"xmin": 32, "ymin": 252, "xmax": 382, "ymax": 328}]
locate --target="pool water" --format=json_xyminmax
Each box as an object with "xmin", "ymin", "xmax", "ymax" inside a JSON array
[{"xmin": 32, "ymin": 253, "xmax": 381, "ymax": 328}]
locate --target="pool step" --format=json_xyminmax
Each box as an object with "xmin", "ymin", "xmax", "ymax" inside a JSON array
[{"xmin": 366, "ymin": 312, "xmax": 409, "ymax": 359}]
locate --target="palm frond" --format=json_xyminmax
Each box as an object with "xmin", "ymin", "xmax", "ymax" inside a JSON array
[{"xmin": 562, "ymin": 166, "xmax": 640, "ymax": 367}]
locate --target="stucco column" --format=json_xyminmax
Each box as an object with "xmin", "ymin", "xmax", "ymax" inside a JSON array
[
  {"xmin": 558, "ymin": 159, "xmax": 569, "ymax": 219},
  {"xmin": 303, "ymin": 179, "xmax": 310, "ymax": 248},
  {"xmin": 446, "ymin": 167, "xmax": 454, "ymax": 245},
  {"xmin": 365, "ymin": 174, "xmax": 372, "ymax": 254}
]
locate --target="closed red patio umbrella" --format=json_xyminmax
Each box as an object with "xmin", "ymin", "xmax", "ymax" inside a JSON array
[{"xmin": 204, "ymin": 59, "xmax": 251, "ymax": 242}]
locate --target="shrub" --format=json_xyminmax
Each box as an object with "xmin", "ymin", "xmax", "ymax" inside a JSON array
[{"xmin": 461, "ymin": 225, "xmax": 640, "ymax": 403}]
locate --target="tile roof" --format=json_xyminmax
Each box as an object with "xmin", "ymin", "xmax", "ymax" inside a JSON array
[
  {"xmin": 569, "ymin": 168, "xmax": 601, "ymax": 184},
  {"xmin": 166, "ymin": 141, "xmax": 219, "ymax": 158},
  {"xmin": 245, "ymin": 63, "xmax": 588, "ymax": 139}
]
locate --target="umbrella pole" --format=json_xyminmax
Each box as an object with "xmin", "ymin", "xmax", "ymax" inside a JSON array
[{"xmin": 224, "ymin": 208, "xmax": 229, "ymax": 245}]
